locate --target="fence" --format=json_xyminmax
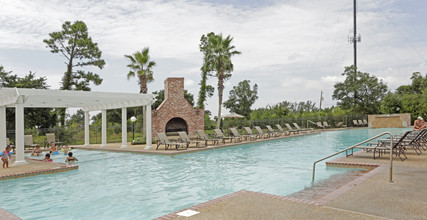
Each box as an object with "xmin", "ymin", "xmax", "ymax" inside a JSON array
[
  {"xmin": 6, "ymin": 124, "xmax": 144, "ymax": 146},
  {"xmin": 221, "ymin": 114, "xmax": 367, "ymax": 130}
]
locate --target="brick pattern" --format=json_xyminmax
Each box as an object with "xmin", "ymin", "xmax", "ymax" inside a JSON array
[
  {"xmin": 152, "ymin": 78, "xmax": 204, "ymax": 137},
  {"xmin": 0, "ymin": 208, "xmax": 21, "ymax": 220}
]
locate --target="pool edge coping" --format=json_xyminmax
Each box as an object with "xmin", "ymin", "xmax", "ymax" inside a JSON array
[
  {"xmin": 0, "ymin": 207, "xmax": 21, "ymax": 220},
  {"xmin": 154, "ymin": 160, "xmax": 385, "ymax": 220},
  {"xmin": 0, "ymin": 158, "xmax": 79, "ymax": 181}
]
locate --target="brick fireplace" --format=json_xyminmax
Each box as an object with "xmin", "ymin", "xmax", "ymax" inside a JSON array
[{"xmin": 151, "ymin": 77, "xmax": 204, "ymax": 136}]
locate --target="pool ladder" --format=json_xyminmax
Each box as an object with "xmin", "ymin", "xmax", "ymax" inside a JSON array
[{"xmin": 312, "ymin": 132, "xmax": 393, "ymax": 182}]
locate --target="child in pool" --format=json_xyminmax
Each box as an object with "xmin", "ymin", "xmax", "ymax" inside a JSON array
[
  {"xmin": 2, "ymin": 146, "xmax": 12, "ymax": 168},
  {"xmin": 62, "ymin": 145, "xmax": 70, "ymax": 155},
  {"xmin": 31, "ymin": 144, "xmax": 43, "ymax": 156},
  {"xmin": 43, "ymin": 153, "xmax": 53, "ymax": 162},
  {"xmin": 65, "ymin": 152, "xmax": 78, "ymax": 164},
  {"xmin": 49, "ymin": 143, "xmax": 57, "ymax": 155}
]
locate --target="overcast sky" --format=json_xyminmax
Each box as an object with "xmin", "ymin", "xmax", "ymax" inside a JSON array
[{"xmin": 1, "ymin": 0, "xmax": 427, "ymax": 116}]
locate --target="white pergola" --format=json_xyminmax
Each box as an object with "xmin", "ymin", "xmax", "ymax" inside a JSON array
[{"xmin": 0, "ymin": 88, "xmax": 155, "ymax": 165}]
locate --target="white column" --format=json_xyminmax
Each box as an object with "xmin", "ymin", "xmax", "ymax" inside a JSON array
[
  {"xmin": 101, "ymin": 109, "xmax": 107, "ymax": 147},
  {"xmin": 14, "ymin": 103, "xmax": 27, "ymax": 165},
  {"xmin": 121, "ymin": 107, "xmax": 128, "ymax": 148},
  {"xmin": 84, "ymin": 111, "xmax": 90, "ymax": 146},
  {"xmin": 0, "ymin": 106, "xmax": 6, "ymax": 152},
  {"xmin": 145, "ymin": 104, "xmax": 152, "ymax": 150}
]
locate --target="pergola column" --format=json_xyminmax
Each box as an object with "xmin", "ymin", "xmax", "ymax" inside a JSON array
[
  {"xmin": 84, "ymin": 111, "xmax": 90, "ymax": 146},
  {"xmin": 121, "ymin": 107, "xmax": 128, "ymax": 148},
  {"xmin": 14, "ymin": 102, "xmax": 27, "ymax": 165},
  {"xmin": 145, "ymin": 104, "xmax": 152, "ymax": 150},
  {"xmin": 0, "ymin": 106, "xmax": 6, "ymax": 152},
  {"xmin": 101, "ymin": 109, "xmax": 107, "ymax": 147}
]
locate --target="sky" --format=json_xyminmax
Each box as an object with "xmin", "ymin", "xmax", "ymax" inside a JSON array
[{"xmin": 1, "ymin": 0, "xmax": 427, "ymax": 117}]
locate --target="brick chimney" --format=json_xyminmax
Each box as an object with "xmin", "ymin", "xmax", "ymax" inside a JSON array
[{"xmin": 164, "ymin": 78, "xmax": 184, "ymax": 100}]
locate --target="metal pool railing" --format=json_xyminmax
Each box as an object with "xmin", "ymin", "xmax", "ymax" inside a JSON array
[{"xmin": 312, "ymin": 132, "xmax": 393, "ymax": 182}]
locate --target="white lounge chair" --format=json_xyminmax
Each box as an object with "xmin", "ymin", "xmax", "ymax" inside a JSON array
[
  {"xmin": 24, "ymin": 135, "xmax": 37, "ymax": 149},
  {"xmin": 284, "ymin": 123, "xmax": 299, "ymax": 135},
  {"xmin": 323, "ymin": 121, "xmax": 331, "ymax": 128},
  {"xmin": 266, "ymin": 125, "xmax": 281, "ymax": 137},
  {"xmin": 156, "ymin": 133, "xmax": 187, "ymax": 150},
  {"xmin": 229, "ymin": 128, "xmax": 253, "ymax": 141},
  {"xmin": 254, "ymin": 126, "xmax": 270, "ymax": 138},
  {"xmin": 292, "ymin": 123, "xmax": 309, "ymax": 133},
  {"xmin": 196, "ymin": 130, "xmax": 220, "ymax": 146},
  {"xmin": 46, "ymin": 133, "xmax": 62, "ymax": 147},
  {"xmin": 214, "ymin": 129, "xmax": 240, "ymax": 143},
  {"xmin": 178, "ymin": 131, "xmax": 203, "ymax": 148}
]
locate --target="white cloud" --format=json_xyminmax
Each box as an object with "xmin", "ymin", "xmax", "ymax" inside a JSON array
[{"xmin": 184, "ymin": 79, "xmax": 194, "ymax": 86}]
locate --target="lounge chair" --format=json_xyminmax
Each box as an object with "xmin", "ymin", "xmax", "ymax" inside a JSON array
[
  {"xmin": 24, "ymin": 135, "xmax": 37, "ymax": 149},
  {"xmin": 274, "ymin": 124, "xmax": 290, "ymax": 136},
  {"xmin": 244, "ymin": 127, "xmax": 261, "ymax": 139},
  {"xmin": 156, "ymin": 133, "xmax": 187, "ymax": 150},
  {"xmin": 362, "ymin": 119, "xmax": 368, "ymax": 126},
  {"xmin": 351, "ymin": 131, "xmax": 412, "ymax": 160},
  {"xmin": 284, "ymin": 123, "xmax": 299, "ymax": 135},
  {"xmin": 323, "ymin": 121, "xmax": 331, "ymax": 128},
  {"xmin": 214, "ymin": 129, "xmax": 240, "ymax": 143},
  {"xmin": 254, "ymin": 126, "xmax": 270, "ymax": 138},
  {"xmin": 316, "ymin": 122, "xmax": 325, "ymax": 129},
  {"xmin": 266, "ymin": 125, "xmax": 281, "ymax": 137},
  {"xmin": 229, "ymin": 128, "xmax": 252, "ymax": 141},
  {"xmin": 400, "ymin": 129, "xmax": 427, "ymax": 154},
  {"xmin": 292, "ymin": 123, "xmax": 309, "ymax": 133},
  {"xmin": 358, "ymin": 120, "xmax": 365, "ymax": 126},
  {"xmin": 178, "ymin": 131, "xmax": 204, "ymax": 148},
  {"xmin": 353, "ymin": 120, "xmax": 360, "ymax": 126},
  {"xmin": 46, "ymin": 133, "xmax": 62, "ymax": 147},
  {"xmin": 196, "ymin": 130, "xmax": 221, "ymax": 146},
  {"xmin": 335, "ymin": 122, "xmax": 345, "ymax": 127}
]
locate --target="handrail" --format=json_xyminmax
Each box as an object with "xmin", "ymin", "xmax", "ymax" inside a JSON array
[
  {"xmin": 307, "ymin": 120, "xmax": 322, "ymax": 129},
  {"xmin": 312, "ymin": 132, "xmax": 393, "ymax": 182}
]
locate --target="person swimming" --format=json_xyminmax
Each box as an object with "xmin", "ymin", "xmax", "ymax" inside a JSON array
[
  {"xmin": 43, "ymin": 153, "xmax": 53, "ymax": 162},
  {"xmin": 65, "ymin": 152, "xmax": 78, "ymax": 164}
]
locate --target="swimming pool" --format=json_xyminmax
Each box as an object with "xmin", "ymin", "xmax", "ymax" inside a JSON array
[{"xmin": 0, "ymin": 128, "xmax": 410, "ymax": 219}]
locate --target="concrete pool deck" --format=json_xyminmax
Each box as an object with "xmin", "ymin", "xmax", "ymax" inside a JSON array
[{"xmin": 158, "ymin": 148, "xmax": 427, "ymax": 220}]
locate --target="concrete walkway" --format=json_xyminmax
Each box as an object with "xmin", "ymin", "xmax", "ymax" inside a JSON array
[{"xmin": 160, "ymin": 148, "xmax": 427, "ymax": 220}]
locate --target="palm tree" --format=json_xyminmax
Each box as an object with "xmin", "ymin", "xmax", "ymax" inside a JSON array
[
  {"xmin": 125, "ymin": 47, "xmax": 156, "ymax": 139},
  {"xmin": 203, "ymin": 34, "xmax": 241, "ymax": 129}
]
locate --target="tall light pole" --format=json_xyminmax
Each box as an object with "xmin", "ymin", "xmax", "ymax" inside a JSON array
[{"xmin": 131, "ymin": 116, "xmax": 136, "ymax": 142}]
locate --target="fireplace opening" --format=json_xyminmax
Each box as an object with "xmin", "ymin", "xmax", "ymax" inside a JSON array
[{"xmin": 165, "ymin": 117, "xmax": 188, "ymax": 133}]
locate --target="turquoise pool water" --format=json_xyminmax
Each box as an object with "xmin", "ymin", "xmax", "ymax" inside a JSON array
[{"xmin": 0, "ymin": 128, "xmax": 410, "ymax": 219}]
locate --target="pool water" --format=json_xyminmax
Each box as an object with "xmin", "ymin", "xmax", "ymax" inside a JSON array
[{"xmin": 0, "ymin": 128, "xmax": 410, "ymax": 219}]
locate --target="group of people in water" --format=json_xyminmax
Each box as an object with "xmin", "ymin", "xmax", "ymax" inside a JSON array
[
  {"xmin": 2, "ymin": 141, "xmax": 77, "ymax": 168},
  {"xmin": 31, "ymin": 142, "xmax": 78, "ymax": 164}
]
